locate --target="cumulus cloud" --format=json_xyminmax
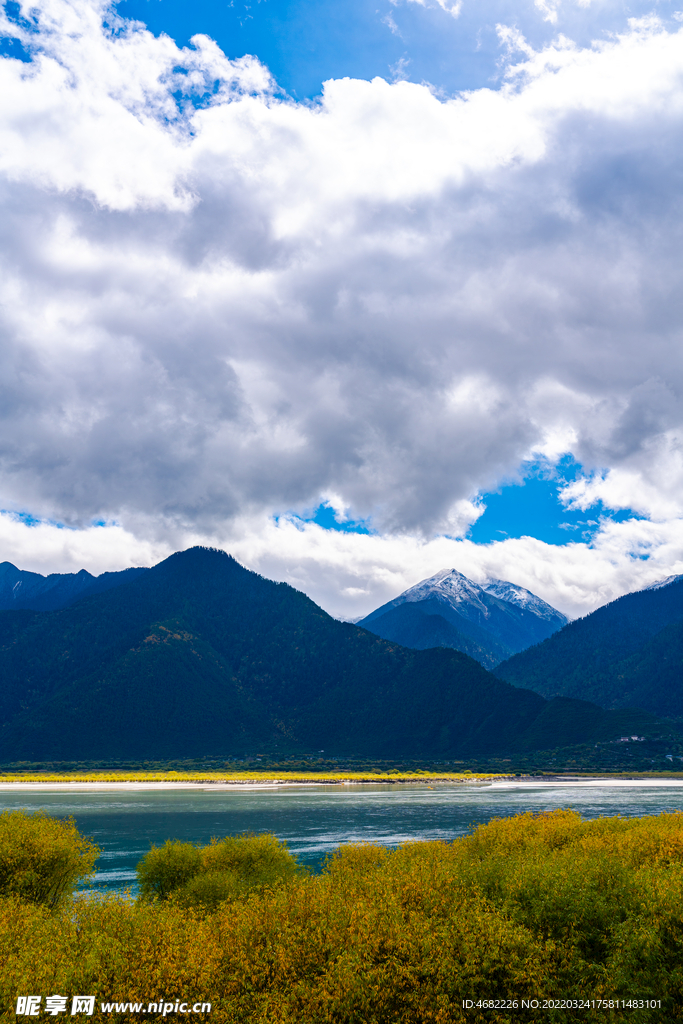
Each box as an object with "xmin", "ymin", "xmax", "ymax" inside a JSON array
[
  {"xmin": 0, "ymin": 513, "xmax": 166, "ymax": 576},
  {"xmin": 4, "ymin": 508, "xmax": 682, "ymax": 622},
  {"xmin": 0, "ymin": 0, "xmax": 683, "ymax": 609},
  {"xmin": 221, "ymin": 513, "xmax": 683, "ymax": 620}
]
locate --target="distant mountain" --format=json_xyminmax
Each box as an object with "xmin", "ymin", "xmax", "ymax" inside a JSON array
[
  {"xmin": 0, "ymin": 561, "xmax": 148, "ymax": 612},
  {"xmin": 644, "ymin": 574, "xmax": 683, "ymax": 592},
  {"xmin": 496, "ymin": 575, "xmax": 683, "ymax": 716},
  {"xmin": 0, "ymin": 547, "xmax": 648, "ymax": 760},
  {"xmin": 358, "ymin": 569, "xmax": 568, "ymax": 668}
]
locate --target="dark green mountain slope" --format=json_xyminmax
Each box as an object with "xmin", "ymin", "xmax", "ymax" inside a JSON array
[
  {"xmin": 358, "ymin": 600, "xmax": 510, "ymax": 669},
  {"xmin": 588, "ymin": 620, "xmax": 683, "ymax": 717},
  {"xmin": 0, "ymin": 561, "xmax": 148, "ymax": 611},
  {"xmin": 0, "ymin": 547, "xmax": 659, "ymax": 760},
  {"xmin": 496, "ymin": 577, "xmax": 683, "ymax": 714}
]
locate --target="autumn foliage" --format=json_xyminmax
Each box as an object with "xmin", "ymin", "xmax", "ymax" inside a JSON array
[
  {"xmin": 0, "ymin": 810, "xmax": 98, "ymax": 910},
  {"xmin": 3, "ymin": 810, "xmax": 683, "ymax": 1021},
  {"xmin": 137, "ymin": 832, "xmax": 305, "ymax": 911}
]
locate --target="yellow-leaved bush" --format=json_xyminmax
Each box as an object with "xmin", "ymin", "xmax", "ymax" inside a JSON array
[
  {"xmin": 2, "ymin": 809, "xmax": 683, "ymax": 1022},
  {"xmin": 136, "ymin": 832, "xmax": 305, "ymax": 911},
  {"xmin": 0, "ymin": 810, "xmax": 98, "ymax": 909}
]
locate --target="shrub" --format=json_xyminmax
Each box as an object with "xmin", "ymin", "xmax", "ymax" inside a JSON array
[
  {"xmin": 6, "ymin": 813, "xmax": 683, "ymax": 1021},
  {"xmin": 136, "ymin": 840, "xmax": 202, "ymax": 902},
  {"xmin": 171, "ymin": 870, "xmax": 245, "ymax": 912},
  {"xmin": 137, "ymin": 832, "xmax": 303, "ymax": 910},
  {"xmin": 0, "ymin": 810, "xmax": 98, "ymax": 910},
  {"xmin": 200, "ymin": 832, "xmax": 302, "ymax": 885}
]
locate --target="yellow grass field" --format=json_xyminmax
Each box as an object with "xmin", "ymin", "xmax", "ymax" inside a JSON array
[{"xmin": 0, "ymin": 769, "xmax": 509, "ymax": 784}]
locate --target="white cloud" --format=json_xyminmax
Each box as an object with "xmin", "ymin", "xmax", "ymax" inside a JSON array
[
  {"xmin": 2, "ymin": 509, "xmax": 680, "ymax": 622},
  {"xmin": 534, "ymin": 0, "xmax": 562, "ymax": 25},
  {"xmin": 383, "ymin": 14, "xmax": 403, "ymax": 38},
  {"xmin": 0, "ymin": 0, "xmax": 683, "ymax": 609},
  {"xmin": 0, "ymin": 513, "xmax": 166, "ymax": 576},
  {"xmin": 400, "ymin": 0, "xmax": 462, "ymax": 19},
  {"xmin": 389, "ymin": 55, "xmax": 411, "ymax": 80},
  {"xmin": 532, "ymin": 0, "xmax": 595, "ymax": 26},
  {"xmin": 220, "ymin": 514, "xmax": 683, "ymax": 620},
  {"xmin": 560, "ymin": 429, "xmax": 683, "ymax": 520},
  {"xmin": 435, "ymin": 0, "xmax": 463, "ymax": 17}
]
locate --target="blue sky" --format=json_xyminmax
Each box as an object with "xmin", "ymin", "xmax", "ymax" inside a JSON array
[
  {"xmin": 296, "ymin": 458, "xmax": 641, "ymax": 547},
  {"xmin": 466, "ymin": 463, "xmax": 640, "ymax": 547},
  {"xmin": 114, "ymin": 0, "xmax": 683, "ymax": 99},
  {"xmin": 114, "ymin": 0, "xmax": 512, "ymax": 98}
]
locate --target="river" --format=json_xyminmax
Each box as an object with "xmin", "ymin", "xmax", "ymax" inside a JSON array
[{"xmin": 2, "ymin": 778, "xmax": 683, "ymax": 894}]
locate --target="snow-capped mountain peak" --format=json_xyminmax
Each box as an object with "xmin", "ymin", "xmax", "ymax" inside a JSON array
[
  {"xmin": 393, "ymin": 568, "xmax": 567, "ymax": 625},
  {"xmin": 358, "ymin": 567, "xmax": 569, "ymax": 667},
  {"xmin": 399, "ymin": 568, "xmax": 490, "ymax": 615}
]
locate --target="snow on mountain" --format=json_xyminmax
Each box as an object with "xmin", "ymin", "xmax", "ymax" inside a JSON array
[
  {"xmin": 397, "ymin": 568, "xmax": 491, "ymax": 616},
  {"xmin": 385, "ymin": 568, "xmax": 567, "ymax": 626},
  {"xmin": 358, "ymin": 567, "xmax": 569, "ymax": 667},
  {"xmin": 643, "ymin": 574, "xmax": 683, "ymax": 592},
  {"xmin": 481, "ymin": 578, "xmax": 569, "ymax": 624}
]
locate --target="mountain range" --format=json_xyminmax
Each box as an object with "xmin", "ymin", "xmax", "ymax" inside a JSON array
[
  {"xmin": 358, "ymin": 569, "xmax": 568, "ymax": 668},
  {"xmin": 0, "ymin": 547, "xmax": 657, "ymax": 761},
  {"xmin": 496, "ymin": 574, "xmax": 683, "ymax": 718},
  {"xmin": 0, "ymin": 561, "xmax": 148, "ymax": 612}
]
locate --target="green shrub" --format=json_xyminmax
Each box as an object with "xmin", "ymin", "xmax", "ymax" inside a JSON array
[
  {"xmin": 171, "ymin": 869, "xmax": 245, "ymax": 912},
  {"xmin": 137, "ymin": 832, "xmax": 303, "ymax": 910},
  {"xmin": 136, "ymin": 840, "xmax": 202, "ymax": 902},
  {"xmin": 0, "ymin": 810, "xmax": 99, "ymax": 909},
  {"xmin": 200, "ymin": 832, "xmax": 302, "ymax": 884}
]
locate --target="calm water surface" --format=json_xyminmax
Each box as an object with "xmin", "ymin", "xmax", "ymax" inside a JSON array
[{"xmin": 2, "ymin": 779, "xmax": 683, "ymax": 894}]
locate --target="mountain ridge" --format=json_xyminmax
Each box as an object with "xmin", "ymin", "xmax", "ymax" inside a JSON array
[
  {"xmin": 0, "ymin": 547, "xmax": 655, "ymax": 761},
  {"xmin": 495, "ymin": 574, "xmax": 683, "ymax": 716},
  {"xmin": 0, "ymin": 561, "xmax": 149, "ymax": 612},
  {"xmin": 358, "ymin": 568, "xmax": 567, "ymax": 667}
]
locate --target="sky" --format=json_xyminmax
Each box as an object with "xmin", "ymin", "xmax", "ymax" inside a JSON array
[{"xmin": 1, "ymin": 0, "xmax": 683, "ymax": 620}]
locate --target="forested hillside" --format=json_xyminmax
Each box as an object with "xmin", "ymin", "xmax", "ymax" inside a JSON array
[
  {"xmin": 0, "ymin": 562, "xmax": 147, "ymax": 611},
  {"xmin": 496, "ymin": 577, "xmax": 683, "ymax": 714},
  {"xmin": 0, "ymin": 547, "xmax": 657, "ymax": 760},
  {"xmin": 356, "ymin": 600, "xmax": 510, "ymax": 668}
]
